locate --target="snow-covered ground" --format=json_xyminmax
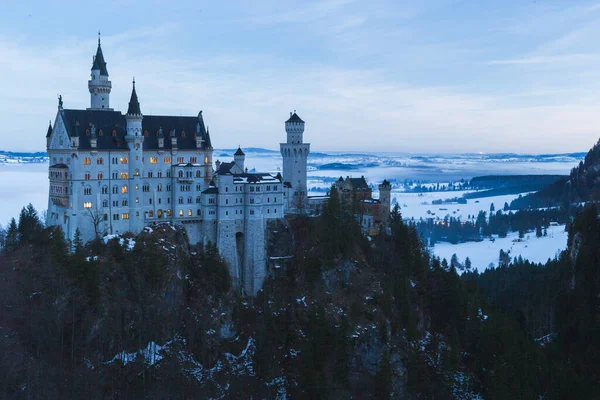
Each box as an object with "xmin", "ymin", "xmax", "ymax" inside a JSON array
[
  {"xmin": 433, "ymin": 225, "xmax": 568, "ymax": 272},
  {"xmin": 392, "ymin": 190, "xmax": 527, "ymax": 222}
]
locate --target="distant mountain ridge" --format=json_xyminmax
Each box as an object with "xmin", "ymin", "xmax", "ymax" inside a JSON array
[{"xmin": 511, "ymin": 139, "xmax": 600, "ymax": 209}]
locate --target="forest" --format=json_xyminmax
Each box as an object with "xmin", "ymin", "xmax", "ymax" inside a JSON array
[{"xmin": 0, "ymin": 194, "xmax": 598, "ymax": 398}]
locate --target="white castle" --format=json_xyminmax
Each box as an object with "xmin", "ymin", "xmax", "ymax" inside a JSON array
[{"xmin": 46, "ymin": 36, "xmax": 310, "ymax": 295}]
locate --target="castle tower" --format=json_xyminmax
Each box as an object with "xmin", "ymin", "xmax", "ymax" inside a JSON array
[
  {"xmin": 280, "ymin": 111, "xmax": 310, "ymax": 211},
  {"xmin": 234, "ymin": 146, "xmax": 245, "ymax": 171},
  {"xmin": 378, "ymin": 179, "xmax": 392, "ymax": 225},
  {"xmin": 125, "ymin": 79, "xmax": 144, "ymax": 233},
  {"xmin": 88, "ymin": 32, "xmax": 112, "ymax": 110}
]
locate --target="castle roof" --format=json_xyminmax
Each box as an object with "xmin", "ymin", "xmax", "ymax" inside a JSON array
[
  {"xmin": 46, "ymin": 121, "xmax": 52, "ymax": 138},
  {"xmin": 346, "ymin": 176, "xmax": 369, "ymax": 190},
  {"xmin": 126, "ymin": 80, "xmax": 141, "ymax": 115},
  {"xmin": 234, "ymin": 146, "xmax": 245, "ymax": 156},
  {"xmin": 59, "ymin": 109, "xmax": 212, "ymax": 151},
  {"xmin": 216, "ymin": 161, "xmax": 236, "ymax": 175},
  {"xmin": 91, "ymin": 41, "xmax": 109, "ymax": 76},
  {"xmin": 233, "ymin": 173, "xmax": 280, "ymax": 184},
  {"xmin": 381, "ymin": 179, "xmax": 390, "ymax": 186},
  {"xmin": 285, "ymin": 112, "xmax": 304, "ymax": 123}
]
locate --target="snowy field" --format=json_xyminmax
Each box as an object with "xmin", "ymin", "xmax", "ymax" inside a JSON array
[
  {"xmin": 433, "ymin": 225, "xmax": 568, "ymax": 272},
  {"xmin": 391, "ymin": 190, "xmax": 529, "ymax": 222}
]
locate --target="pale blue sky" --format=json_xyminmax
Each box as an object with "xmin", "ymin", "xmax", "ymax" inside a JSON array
[{"xmin": 2, "ymin": 0, "xmax": 600, "ymax": 153}]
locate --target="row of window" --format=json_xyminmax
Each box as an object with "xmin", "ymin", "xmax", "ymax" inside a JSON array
[{"xmin": 80, "ymin": 155, "xmax": 210, "ymax": 167}]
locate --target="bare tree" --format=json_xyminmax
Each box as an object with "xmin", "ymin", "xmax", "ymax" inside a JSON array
[{"xmin": 86, "ymin": 207, "xmax": 104, "ymax": 240}]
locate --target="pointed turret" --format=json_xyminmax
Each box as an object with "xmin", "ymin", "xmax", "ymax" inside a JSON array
[
  {"xmin": 234, "ymin": 146, "xmax": 245, "ymax": 170},
  {"xmin": 91, "ymin": 32, "xmax": 109, "ymax": 76},
  {"xmin": 88, "ymin": 32, "xmax": 112, "ymax": 110},
  {"xmin": 127, "ymin": 79, "xmax": 142, "ymax": 115},
  {"xmin": 46, "ymin": 121, "xmax": 53, "ymax": 138}
]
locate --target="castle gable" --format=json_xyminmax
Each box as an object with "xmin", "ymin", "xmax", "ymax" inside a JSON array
[{"xmin": 48, "ymin": 112, "xmax": 72, "ymax": 150}]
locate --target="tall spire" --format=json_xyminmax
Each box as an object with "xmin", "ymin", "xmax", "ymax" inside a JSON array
[
  {"xmin": 127, "ymin": 78, "xmax": 141, "ymax": 115},
  {"xmin": 91, "ymin": 31, "xmax": 109, "ymax": 76}
]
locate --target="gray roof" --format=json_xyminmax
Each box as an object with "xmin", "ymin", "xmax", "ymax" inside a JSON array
[
  {"xmin": 59, "ymin": 109, "xmax": 212, "ymax": 151},
  {"xmin": 46, "ymin": 121, "xmax": 52, "ymax": 138},
  {"xmin": 286, "ymin": 112, "xmax": 304, "ymax": 123},
  {"xmin": 126, "ymin": 81, "xmax": 141, "ymax": 115},
  {"xmin": 234, "ymin": 147, "xmax": 245, "ymax": 156},
  {"xmin": 216, "ymin": 161, "xmax": 236, "ymax": 175},
  {"xmin": 91, "ymin": 42, "xmax": 109, "ymax": 76}
]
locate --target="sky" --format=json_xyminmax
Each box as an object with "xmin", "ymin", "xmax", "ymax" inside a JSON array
[{"xmin": 2, "ymin": 0, "xmax": 600, "ymax": 154}]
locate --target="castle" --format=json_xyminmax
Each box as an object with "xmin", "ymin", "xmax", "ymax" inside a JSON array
[{"xmin": 46, "ymin": 35, "xmax": 390, "ymax": 295}]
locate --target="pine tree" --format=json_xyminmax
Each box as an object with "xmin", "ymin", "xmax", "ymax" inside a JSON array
[
  {"xmin": 464, "ymin": 256, "xmax": 472, "ymax": 271},
  {"xmin": 72, "ymin": 228, "xmax": 84, "ymax": 254},
  {"xmin": 4, "ymin": 218, "xmax": 18, "ymax": 252},
  {"xmin": 504, "ymin": 202, "xmax": 509, "ymax": 212},
  {"xmin": 490, "ymin": 203, "xmax": 495, "ymax": 213},
  {"xmin": 374, "ymin": 350, "xmax": 392, "ymax": 399},
  {"xmin": 17, "ymin": 203, "xmax": 42, "ymax": 243}
]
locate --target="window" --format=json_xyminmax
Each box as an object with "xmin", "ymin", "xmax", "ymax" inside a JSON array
[
  {"xmin": 274, "ymin": 197, "xmax": 277, "ymax": 202},
  {"xmin": 250, "ymin": 186, "xmax": 254, "ymax": 192},
  {"xmin": 179, "ymin": 210, "xmax": 183, "ymax": 217},
  {"xmin": 112, "ymin": 172, "xmax": 118, "ymax": 179},
  {"xmin": 187, "ymin": 197, "xmax": 192, "ymax": 204},
  {"xmin": 209, "ymin": 198, "xmax": 215, "ymax": 204},
  {"xmin": 250, "ymin": 198, "xmax": 254, "ymax": 204},
  {"xmin": 112, "ymin": 200, "xmax": 118, "ymax": 207},
  {"xmin": 84, "ymin": 187, "xmax": 92, "ymax": 195},
  {"xmin": 148, "ymin": 171, "xmax": 153, "ymax": 178},
  {"xmin": 166, "ymin": 171, "xmax": 171, "ymax": 178},
  {"xmin": 195, "ymin": 170, "xmax": 201, "ymax": 178},
  {"xmin": 121, "ymin": 185, "xmax": 128, "ymax": 194},
  {"xmin": 225, "ymin": 211, "xmax": 228, "ymax": 216},
  {"xmin": 197, "ymin": 209, "xmax": 201, "ymax": 216},
  {"xmin": 190, "ymin": 157, "xmax": 197, "ymax": 163},
  {"xmin": 188, "ymin": 209, "xmax": 192, "ymax": 216},
  {"xmin": 267, "ymin": 185, "xmax": 271, "ymax": 191},
  {"xmin": 134, "ymin": 169, "xmax": 140, "ymax": 176},
  {"xmin": 225, "ymin": 199, "xmax": 228, "ymax": 205},
  {"xmin": 150, "ymin": 157, "xmax": 158, "ymax": 164},
  {"xmin": 112, "ymin": 157, "xmax": 118, "ymax": 164},
  {"xmin": 177, "ymin": 157, "xmax": 184, "ymax": 163},
  {"xmin": 84, "ymin": 172, "xmax": 91, "ymax": 180},
  {"xmin": 97, "ymin": 157, "xmax": 104, "ymax": 165},
  {"xmin": 149, "ymin": 198, "xmax": 153, "ymax": 204},
  {"xmin": 196, "ymin": 196, "xmax": 201, "ymax": 204},
  {"xmin": 103, "ymin": 200, "xmax": 108, "ymax": 207},
  {"xmin": 84, "ymin": 157, "xmax": 91, "ymax": 165},
  {"xmin": 113, "ymin": 214, "xmax": 120, "ymax": 221},
  {"xmin": 178, "ymin": 170, "xmax": 184, "ymax": 178},
  {"xmin": 250, "ymin": 210, "xmax": 255, "ymax": 215},
  {"xmin": 120, "ymin": 157, "xmax": 128, "ymax": 164},
  {"xmin": 167, "ymin": 209, "xmax": 172, "ymax": 217},
  {"xmin": 157, "ymin": 184, "xmax": 163, "ymax": 192},
  {"xmin": 122, "ymin": 213, "xmax": 129, "ymax": 220},
  {"xmin": 204, "ymin": 156, "xmax": 209, "ymax": 163},
  {"xmin": 149, "ymin": 210, "xmax": 154, "ymax": 217},
  {"xmin": 120, "ymin": 172, "xmax": 129, "ymax": 179},
  {"xmin": 103, "ymin": 214, "xmax": 108, "ymax": 221},
  {"xmin": 157, "ymin": 209, "xmax": 163, "ymax": 218},
  {"xmin": 142, "ymin": 184, "xmax": 150, "ymax": 192},
  {"xmin": 164, "ymin": 157, "xmax": 171, "ymax": 164},
  {"xmin": 112, "ymin": 185, "xmax": 118, "ymax": 194},
  {"xmin": 157, "ymin": 171, "xmax": 162, "ymax": 178},
  {"xmin": 167, "ymin": 184, "xmax": 172, "ymax": 191},
  {"xmin": 97, "ymin": 172, "xmax": 103, "ymax": 180},
  {"xmin": 135, "ymin": 184, "xmax": 139, "ymax": 190},
  {"xmin": 83, "ymin": 201, "xmax": 92, "ymax": 208},
  {"xmin": 178, "ymin": 197, "xmax": 184, "ymax": 204},
  {"xmin": 158, "ymin": 198, "xmax": 162, "ymax": 204},
  {"xmin": 196, "ymin": 184, "xmax": 202, "ymax": 191},
  {"xmin": 122, "ymin": 200, "xmax": 128, "ymax": 206},
  {"xmin": 136, "ymin": 198, "xmax": 139, "ymax": 203}
]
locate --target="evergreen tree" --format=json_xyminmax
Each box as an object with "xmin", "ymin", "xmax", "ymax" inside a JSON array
[
  {"xmin": 4, "ymin": 218, "xmax": 18, "ymax": 252},
  {"xmin": 503, "ymin": 202, "xmax": 509, "ymax": 211},
  {"xmin": 536, "ymin": 225, "xmax": 543, "ymax": 238},
  {"xmin": 374, "ymin": 350, "xmax": 392, "ymax": 399},
  {"xmin": 490, "ymin": 203, "xmax": 495, "ymax": 213},
  {"xmin": 17, "ymin": 203, "xmax": 42, "ymax": 244},
  {"xmin": 72, "ymin": 228, "xmax": 84, "ymax": 254},
  {"xmin": 464, "ymin": 256, "xmax": 472, "ymax": 271}
]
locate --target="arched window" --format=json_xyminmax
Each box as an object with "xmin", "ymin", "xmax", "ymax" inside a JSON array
[
  {"xmin": 188, "ymin": 209, "xmax": 192, "ymax": 216},
  {"xmin": 157, "ymin": 209, "xmax": 163, "ymax": 218},
  {"xmin": 179, "ymin": 209, "xmax": 183, "ymax": 217},
  {"xmin": 97, "ymin": 157, "xmax": 104, "ymax": 165},
  {"xmin": 195, "ymin": 170, "xmax": 201, "ymax": 178},
  {"xmin": 196, "ymin": 196, "xmax": 201, "ymax": 204},
  {"xmin": 121, "ymin": 185, "xmax": 128, "ymax": 194},
  {"xmin": 84, "ymin": 186, "xmax": 92, "ymax": 195},
  {"xmin": 97, "ymin": 172, "xmax": 103, "ymax": 180},
  {"xmin": 178, "ymin": 197, "xmax": 184, "ymax": 204},
  {"xmin": 178, "ymin": 170, "xmax": 184, "ymax": 178},
  {"xmin": 187, "ymin": 197, "xmax": 192, "ymax": 204},
  {"xmin": 134, "ymin": 169, "xmax": 140, "ymax": 176},
  {"xmin": 102, "ymin": 185, "xmax": 108, "ymax": 194},
  {"xmin": 149, "ymin": 210, "xmax": 154, "ymax": 217},
  {"xmin": 84, "ymin": 172, "xmax": 91, "ymax": 180}
]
